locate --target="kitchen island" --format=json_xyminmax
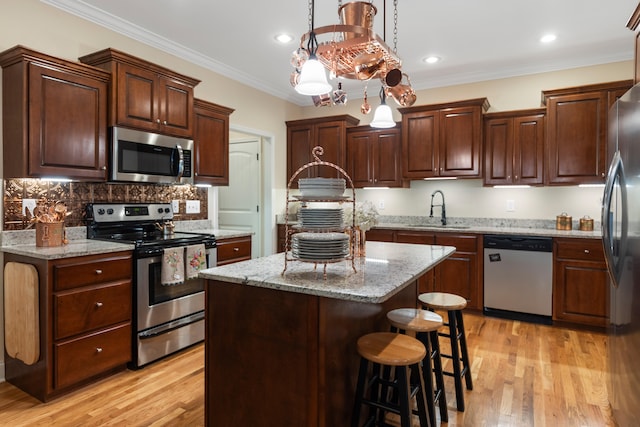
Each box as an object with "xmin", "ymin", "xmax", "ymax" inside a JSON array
[{"xmin": 200, "ymin": 241, "xmax": 455, "ymax": 427}]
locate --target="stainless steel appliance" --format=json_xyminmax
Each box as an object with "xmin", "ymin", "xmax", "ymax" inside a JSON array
[
  {"xmin": 483, "ymin": 234, "xmax": 553, "ymax": 324},
  {"xmin": 603, "ymin": 84, "xmax": 640, "ymax": 426},
  {"xmin": 110, "ymin": 126, "xmax": 194, "ymax": 185},
  {"xmin": 86, "ymin": 203, "xmax": 216, "ymax": 368}
]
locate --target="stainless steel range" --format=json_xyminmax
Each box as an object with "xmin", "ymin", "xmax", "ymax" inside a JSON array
[{"xmin": 86, "ymin": 203, "xmax": 216, "ymax": 368}]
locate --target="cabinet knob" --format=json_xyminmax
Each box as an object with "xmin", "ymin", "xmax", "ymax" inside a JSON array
[
  {"xmin": 515, "ymin": 175, "xmax": 518, "ymax": 180},
  {"xmin": 95, "ymin": 269, "xmax": 103, "ymax": 275},
  {"xmin": 163, "ymin": 120, "xmax": 167, "ymax": 125},
  {"xmin": 233, "ymin": 247, "xmax": 239, "ymax": 252},
  {"xmin": 156, "ymin": 119, "xmax": 161, "ymax": 124},
  {"xmin": 95, "ymin": 302, "xmax": 103, "ymax": 308},
  {"xmin": 584, "ymin": 249, "xmax": 590, "ymax": 254},
  {"xmin": 96, "ymin": 347, "xmax": 103, "ymax": 353},
  {"xmin": 101, "ymin": 166, "xmax": 107, "ymax": 171}
]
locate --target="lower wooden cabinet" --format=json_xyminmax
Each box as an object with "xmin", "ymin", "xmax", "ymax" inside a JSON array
[
  {"xmin": 553, "ymin": 238, "xmax": 608, "ymax": 327},
  {"xmin": 4, "ymin": 251, "xmax": 133, "ymax": 402},
  {"xmin": 217, "ymin": 235, "xmax": 252, "ymax": 265},
  {"xmin": 368, "ymin": 228, "xmax": 483, "ymax": 310}
]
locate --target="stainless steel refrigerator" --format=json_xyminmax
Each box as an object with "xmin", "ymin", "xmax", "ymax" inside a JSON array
[{"xmin": 603, "ymin": 83, "xmax": 640, "ymax": 426}]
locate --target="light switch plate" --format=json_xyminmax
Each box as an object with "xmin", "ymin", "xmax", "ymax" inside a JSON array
[
  {"xmin": 506, "ymin": 199, "xmax": 515, "ymax": 212},
  {"xmin": 23, "ymin": 198, "xmax": 37, "ymax": 216},
  {"xmin": 186, "ymin": 200, "xmax": 200, "ymax": 214},
  {"xmin": 172, "ymin": 200, "xmax": 180, "ymax": 214}
]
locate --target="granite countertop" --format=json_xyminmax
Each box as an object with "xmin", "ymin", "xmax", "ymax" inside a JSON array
[
  {"xmin": 200, "ymin": 241, "xmax": 455, "ymax": 303},
  {"xmin": 1, "ymin": 239, "xmax": 135, "ymax": 260},
  {"xmin": 197, "ymin": 229, "xmax": 254, "ymax": 239}
]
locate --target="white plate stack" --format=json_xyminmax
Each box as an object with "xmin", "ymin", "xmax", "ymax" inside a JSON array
[
  {"xmin": 291, "ymin": 232, "xmax": 350, "ymax": 261},
  {"xmin": 298, "ymin": 178, "xmax": 346, "ymax": 198},
  {"xmin": 298, "ymin": 208, "xmax": 344, "ymax": 229}
]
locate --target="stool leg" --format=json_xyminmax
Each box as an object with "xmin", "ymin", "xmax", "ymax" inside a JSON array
[
  {"xmin": 396, "ymin": 366, "xmax": 412, "ymax": 427},
  {"xmin": 456, "ymin": 310, "xmax": 473, "ymax": 391},
  {"xmin": 417, "ymin": 332, "xmax": 437, "ymax": 427},
  {"xmin": 430, "ymin": 329, "xmax": 448, "ymax": 423},
  {"xmin": 410, "ymin": 361, "xmax": 431, "ymax": 427},
  {"xmin": 351, "ymin": 357, "xmax": 369, "ymax": 427},
  {"xmin": 447, "ymin": 309, "xmax": 465, "ymax": 412}
]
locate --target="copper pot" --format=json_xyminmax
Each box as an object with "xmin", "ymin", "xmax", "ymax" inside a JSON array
[{"xmin": 354, "ymin": 52, "xmax": 386, "ymax": 80}]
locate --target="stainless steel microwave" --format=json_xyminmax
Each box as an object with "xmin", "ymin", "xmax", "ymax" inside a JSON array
[{"xmin": 110, "ymin": 127, "xmax": 194, "ymax": 185}]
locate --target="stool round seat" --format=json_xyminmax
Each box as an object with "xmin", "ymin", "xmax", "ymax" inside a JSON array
[
  {"xmin": 387, "ymin": 308, "xmax": 443, "ymax": 332},
  {"xmin": 419, "ymin": 292, "xmax": 467, "ymax": 311},
  {"xmin": 357, "ymin": 332, "xmax": 426, "ymax": 366}
]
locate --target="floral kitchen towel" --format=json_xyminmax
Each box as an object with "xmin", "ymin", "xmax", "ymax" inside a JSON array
[
  {"xmin": 186, "ymin": 244, "xmax": 207, "ymax": 280},
  {"xmin": 161, "ymin": 247, "xmax": 185, "ymax": 285}
]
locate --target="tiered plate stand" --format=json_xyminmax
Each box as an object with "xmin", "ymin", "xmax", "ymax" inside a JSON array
[{"xmin": 283, "ymin": 146, "xmax": 357, "ymax": 278}]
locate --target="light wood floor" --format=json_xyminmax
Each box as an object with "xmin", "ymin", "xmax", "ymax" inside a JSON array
[{"xmin": 0, "ymin": 313, "xmax": 614, "ymax": 426}]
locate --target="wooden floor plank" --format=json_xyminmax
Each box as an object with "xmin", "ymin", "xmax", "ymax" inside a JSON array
[{"xmin": 0, "ymin": 313, "xmax": 614, "ymax": 426}]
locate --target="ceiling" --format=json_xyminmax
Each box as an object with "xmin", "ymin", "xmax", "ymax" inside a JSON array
[{"xmin": 44, "ymin": 0, "xmax": 639, "ymax": 106}]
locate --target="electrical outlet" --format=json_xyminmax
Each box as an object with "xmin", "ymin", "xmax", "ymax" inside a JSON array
[
  {"xmin": 506, "ymin": 199, "xmax": 515, "ymax": 212},
  {"xmin": 378, "ymin": 200, "xmax": 385, "ymax": 210},
  {"xmin": 172, "ymin": 200, "xmax": 180, "ymax": 214},
  {"xmin": 186, "ymin": 200, "xmax": 200, "ymax": 214},
  {"xmin": 22, "ymin": 198, "xmax": 37, "ymax": 216}
]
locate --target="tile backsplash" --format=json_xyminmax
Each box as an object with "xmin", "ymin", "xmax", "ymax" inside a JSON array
[{"xmin": 3, "ymin": 179, "xmax": 208, "ymax": 230}]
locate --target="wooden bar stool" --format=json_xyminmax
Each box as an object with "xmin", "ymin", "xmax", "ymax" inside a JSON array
[
  {"xmin": 387, "ymin": 308, "xmax": 448, "ymax": 427},
  {"xmin": 351, "ymin": 332, "xmax": 430, "ymax": 427},
  {"xmin": 418, "ymin": 292, "xmax": 473, "ymax": 412}
]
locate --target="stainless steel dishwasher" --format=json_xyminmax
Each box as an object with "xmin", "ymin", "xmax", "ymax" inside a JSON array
[{"xmin": 483, "ymin": 234, "xmax": 553, "ymax": 324}]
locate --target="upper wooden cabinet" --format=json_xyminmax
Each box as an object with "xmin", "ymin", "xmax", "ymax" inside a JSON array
[
  {"xmin": 193, "ymin": 99, "xmax": 234, "ymax": 186},
  {"xmin": 399, "ymin": 98, "xmax": 489, "ymax": 179},
  {"xmin": 0, "ymin": 46, "xmax": 110, "ymax": 180},
  {"xmin": 286, "ymin": 115, "xmax": 359, "ymax": 185},
  {"xmin": 345, "ymin": 125, "xmax": 406, "ymax": 188},
  {"xmin": 626, "ymin": 4, "xmax": 640, "ymax": 84},
  {"xmin": 483, "ymin": 108, "xmax": 546, "ymax": 186},
  {"xmin": 542, "ymin": 80, "xmax": 632, "ymax": 185},
  {"xmin": 80, "ymin": 48, "xmax": 200, "ymax": 138}
]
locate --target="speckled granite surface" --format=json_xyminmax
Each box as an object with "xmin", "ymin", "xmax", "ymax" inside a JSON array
[
  {"xmin": 200, "ymin": 241, "xmax": 456, "ymax": 303},
  {"xmin": 1, "ymin": 239, "xmax": 134, "ymax": 260}
]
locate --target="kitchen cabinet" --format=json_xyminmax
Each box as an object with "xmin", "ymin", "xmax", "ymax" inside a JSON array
[
  {"xmin": 626, "ymin": 5, "xmax": 640, "ymax": 84},
  {"xmin": 286, "ymin": 115, "xmax": 359, "ymax": 186},
  {"xmin": 4, "ymin": 251, "xmax": 132, "ymax": 401},
  {"xmin": 217, "ymin": 236, "xmax": 252, "ymax": 265},
  {"xmin": 484, "ymin": 108, "xmax": 546, "ymax": 186},
  {"xmin": 80, "ymin": 48, "xmax": 200, "ymax": 138},
  {"xmin": 193, "ymin": 99, "xmax": 235, "ymax": 185},
  {"xmin": 553, "ymin": 238, "xmax": 608, "ymax": 327},
  {"xmin": 398, "ymin": 98, "xmax": 489, "ymax": 179},
  {"xmin": 367, "ymin": 228, "xmax": 483, "ymax": 310},
  {"xmin": 345, "ymin": 125, "xmax": 407, "ymax": 188},
  {"xmin": 0, "ymin": 46, "xmax": 110, "ymax": 180},
  {"xmin": 542, "ymin": 80, "xmax": 632, "ymax": 185}
]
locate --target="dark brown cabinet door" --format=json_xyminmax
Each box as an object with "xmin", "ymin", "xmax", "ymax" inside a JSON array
[
  {"xmin": 484, "ymin": 109, "xmax": 545, "ymax": 186},
  {"xmin": 346, "ymin": 126, "xmax": 403, "ymax": 188},
  {"xmin": 160, "ymin": 77, "xmax": 194, "ymax": 135},
  {"xmin": 286, "ymin": 115, "xmax": 359, "ymax": 186},
  {"xmin": 400, "ymin": 98, "xmax": 488, "ymax": 179},
  {"xmin": 0, "ymin": 46, "xmax": 109, "ymax": 180},
  {"xmin": 115, "ymin": 62, "xmax": 158, "ymax": 131},
  {"xmin": 434, "ymin": 234, "xmax": 482, "ymax": 310},
  {"xmin": 553, "ymin": 238, "xmax": 608, "ymax": 327},
  {"xmin": 543, "ymin": 80, "xmax": 632, "ymax": 185},
  {"xmin": 193, "ymin": 99, "xmax": 234, "ymax": 185}
]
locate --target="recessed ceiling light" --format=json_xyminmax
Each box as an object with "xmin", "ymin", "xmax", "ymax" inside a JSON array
[
  {"xmin": 540, "ymin": 34, "xmax": 557, "ymax": 43},
  {"xmin": 275, "ymin": 33, "xmax": 294, "ymax": 44},
  {"xmin": 424, "ymin": 56, "xmax": 441, "ymax": 64}
]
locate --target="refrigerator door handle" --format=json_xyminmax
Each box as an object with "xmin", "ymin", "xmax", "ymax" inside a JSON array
[{"xmin": 602, "ymin": 150, "xmax": 628, "ymax": 288}]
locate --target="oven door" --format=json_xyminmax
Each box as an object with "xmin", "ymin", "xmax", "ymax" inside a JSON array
[{"xmin": 136, "ymin": 247, "xmax": 214, "ymax": 331}]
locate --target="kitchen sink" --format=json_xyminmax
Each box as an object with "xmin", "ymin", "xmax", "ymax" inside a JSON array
[{"xmin": 407, "ymin": 224, "xmax": 471, "ymax": 230}]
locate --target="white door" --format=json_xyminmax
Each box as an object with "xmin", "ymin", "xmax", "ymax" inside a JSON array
[{"xmin": 218, "ymin": 138, "xmax": 261, "ymax": 257}]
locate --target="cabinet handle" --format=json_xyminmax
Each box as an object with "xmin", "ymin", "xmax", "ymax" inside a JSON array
[
  {"xmin": 233, "ymin": 247, "xmax": 239, "ymax": 252},
  {"xmin": 584, "ymin": 249, "xmax": 590, "ymax": 254},
  {"xmin": 95, "ymin": 302, "xmax": 103, "ymax": 308},
  {"xmin": 96, "ymin": 347, "xmax": 103, "ymax": 353},
  {"xmin": 95, "ymin": 269, "xmax": 103, "ymax": 275}
]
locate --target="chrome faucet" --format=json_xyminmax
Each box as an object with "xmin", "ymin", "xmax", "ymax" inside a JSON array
[{"xmin": 430, "ymin": 190, "xmax": 447, "ymax": 226}]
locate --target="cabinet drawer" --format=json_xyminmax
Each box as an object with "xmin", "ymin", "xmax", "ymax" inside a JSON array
[
  {"xmin": 54, "ymin": 281, "xmax": 132, "ymax": 340},
  {"xmin": 435, "ymin": 234, "xmax": 479, "ymax": 253},
  {"xmin": 396, "ymin": 231, "xmax": 435, "ymax": 245},
  {"xmin": 555, "ymin": 239, "xmax": 604, "ymax": 261},
  {"xmin": 54, "ymin": 253, "xmax": 132, "ymax": 291},
  {"xmin": 217, "ymin": 237, "xmax": 252, "ymax": 265},
  {"xmin": 54, "ymin": 323, "xmax": 131, "ymax": 390}
]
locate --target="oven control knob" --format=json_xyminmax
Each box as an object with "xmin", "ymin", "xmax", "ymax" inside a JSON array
[
  {"xmin": 107, "ymin": 208, "xmax": 114, "ymax": 215},
  {"xmin": 164, "ymin": 208, "xmax": 170, "ymax": 213},
  {"xmin": 97, "ymin": 208, "xmax": 105, "ymax": 215},
  {"xmin": 157, "ymin": 208, "xmax": 164, "ymax": 214}
]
